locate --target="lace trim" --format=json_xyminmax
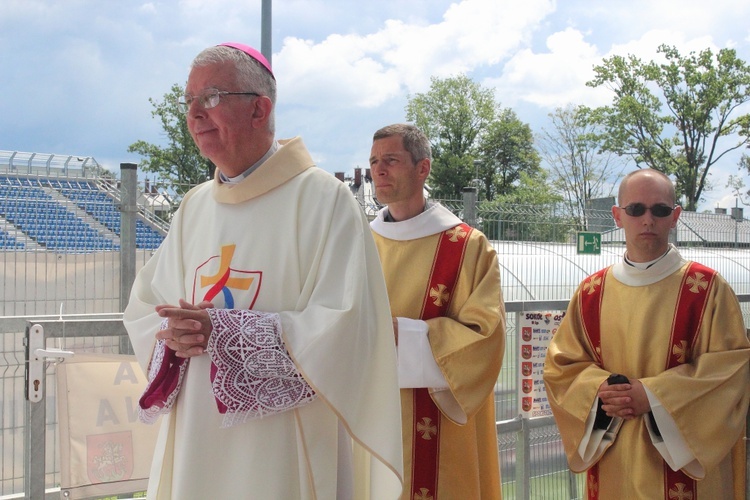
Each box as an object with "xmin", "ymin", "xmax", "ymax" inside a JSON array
[
  {"xmin": 138, "ymin": 320, "xmax": 189, "ymax": 424},
  {"xmin": 207, "ymin": 309, "xmax": 316, "ymax": 427}
]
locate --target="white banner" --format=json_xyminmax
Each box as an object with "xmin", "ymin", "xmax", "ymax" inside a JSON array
[
  {"xmin": 56, "ymin": 353, "xmax": 160, "ymax": 499},
  {"xmin": 517, "ymin": 311, "xmax": 565, "ymax": 418}
]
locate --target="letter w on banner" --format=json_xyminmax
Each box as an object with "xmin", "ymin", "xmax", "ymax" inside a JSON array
[{"xmin": 56, "ymin": 354, "xmax": 161, "ymax": 499}]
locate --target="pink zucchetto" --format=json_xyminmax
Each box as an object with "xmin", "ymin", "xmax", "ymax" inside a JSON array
[{"xmin": 218, "ymin": 42, "xmax": 274, "ymax": 79}]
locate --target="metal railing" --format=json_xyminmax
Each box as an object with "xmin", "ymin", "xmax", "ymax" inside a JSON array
[
  {"xmin": 0, "ymin": 166, "xmax": 748, "ymax": 497},
  {"xmin": 10, "ymin": 297, "xmax": 749, "ymax": 499}
]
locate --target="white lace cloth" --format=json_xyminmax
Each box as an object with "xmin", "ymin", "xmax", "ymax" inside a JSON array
[
  {"xmin": 138, "ymin": 310, "xmax": 316, "ymax": 428},
  {"xmin": 207, "ymin": 308, "xmax": 317, "ymax": 427}
]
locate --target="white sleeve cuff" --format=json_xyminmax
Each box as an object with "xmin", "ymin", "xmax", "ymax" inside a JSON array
[
  {"xmin": 396, "ymin": 317, "xmax": 449, "ymax": 389},
  {"xmin": 577, "ymin": 400, "xmax": 622, "ymax": 464},
  {"xmin": 644, "ymin": 386, "xmax": 703, "ymax": 477}
]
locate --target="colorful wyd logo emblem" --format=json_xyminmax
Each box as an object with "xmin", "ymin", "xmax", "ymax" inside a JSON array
[{"xmin": 194, "ymin": 244, "xmax": 261, "ymax": 308}]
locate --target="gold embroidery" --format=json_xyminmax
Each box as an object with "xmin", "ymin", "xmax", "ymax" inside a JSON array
[
  {"xmin": 672, "ymin": 340, "xmax": 688, "ymax": 364},
  {"xmin": 668, "ymin": 482, "xmax": 693, "ymax": 500},
  {"xmin": 414, "ymin": 488, "xmax": 434, "ymax": 500},
  {"xmin": 685, "ymin": 272, "xmax": 708, "ymax": 294},
  {"xmin": 430, "ymin": 284, "xmax": 450, "ymax": 307},
  {"xmin": 446, "ymin": 226, "xmax": 467, "ymax": 242},
  {"xmin": 416, "ymin": 417, "xmax": 437, "ymax": 440},
  {"xmin": 583, "ymin": 275, "xmax": 602, "ymax": 295}
]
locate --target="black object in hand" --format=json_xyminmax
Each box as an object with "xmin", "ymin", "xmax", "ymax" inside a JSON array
[
  {"xmin": 593, "ymin": 374, "xmax": 629, "ymax": 430},
  {"xmin": 607, "ymin": 373, "xmax": 629, "ymax": 386}
]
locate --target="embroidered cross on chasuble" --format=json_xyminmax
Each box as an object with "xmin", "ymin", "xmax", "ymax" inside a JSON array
[
  {"xmin": 411, "ymin": 223, "xmax": 472, "ymax": 500},
  {"xmin": 579, "ymin": 262, "xmax": 716, "ymax": 500}
]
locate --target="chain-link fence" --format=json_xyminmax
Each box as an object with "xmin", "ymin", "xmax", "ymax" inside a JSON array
[{"xmin": 2, "ymin": 170, "xmax": 749, "ymax": 498}]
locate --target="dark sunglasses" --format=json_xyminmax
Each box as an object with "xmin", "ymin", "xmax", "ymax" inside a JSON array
[{"xmin": 620, "ymin": 203, "xmax": 676, "ymax": 218}]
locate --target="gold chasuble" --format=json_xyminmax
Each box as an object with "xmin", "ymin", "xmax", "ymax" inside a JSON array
[
  {"xmin": 371, "ymin": 203, "xmax": 505, "ymax": 500},
  {"xmin": 544, "ymin": 247, "xmax": 750, "ymax": 500}
]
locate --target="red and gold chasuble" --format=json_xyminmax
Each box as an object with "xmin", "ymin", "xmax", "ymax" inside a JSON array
[
  {"xmin": 579, "ymin": 262, "xmax": 716, "ymax": 500},
  {"xmin": 411, "ymin": 223, "xmax": 473, "ymax": 500}
]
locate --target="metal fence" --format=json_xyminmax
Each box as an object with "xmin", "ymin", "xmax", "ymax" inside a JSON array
[
  {"xmin": 1, "ymin": 171, "xmax": 749, "ymax": 498},
  {"xmin": 9, "ymin": 308, "xmax": 582, "ymax": 500},
  {"xmin": 10, "ymin": 304, "xmax": 749, "ymax": 499}
]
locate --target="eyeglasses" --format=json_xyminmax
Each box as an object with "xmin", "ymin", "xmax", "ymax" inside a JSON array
[
  {"xmin": 177, "ymin": 88, "xmax": 260, "ymax": 114},
  {"xmin": 619, "ymin": 203, "xmax": 676, "ymax": 218}
]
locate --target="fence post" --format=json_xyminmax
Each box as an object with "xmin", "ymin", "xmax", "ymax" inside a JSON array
[
  {"xmin": 568, "ymin": 469, "xmax": 579, "ymax": 498},
  {"xmin": 516, "ymin": 417, "xmax": 531, "ymax": 500},
  {"xmin": 462, "ymin": 186, "xmax": 477, "ymax": 228},
  {"xmin": 119, "ymin": 163, "xmax": 138, "ymax": 353},
  {"xmin": 24, "ymin": 324, "xmax": 47, "ymax": 499},
  {"xmin": 119, "ymin": 163, "xmax": 137, "ymax": 311}
]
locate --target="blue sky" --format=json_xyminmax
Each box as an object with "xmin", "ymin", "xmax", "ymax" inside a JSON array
[{"xmin": 2, "ymin": 0, "xmax": 750, "ymax": 211}]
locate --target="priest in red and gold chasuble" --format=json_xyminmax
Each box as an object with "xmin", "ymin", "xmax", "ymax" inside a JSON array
[
  {"xmin": 544, "ymin": 169, "xmax": 750, "ymax": 500},
  {"xmin": 369, "ymin": 124, "xmax": 505, "ymax": 500}
]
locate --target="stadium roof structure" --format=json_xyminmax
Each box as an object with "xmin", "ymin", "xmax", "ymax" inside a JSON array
[
  {"xmin": 0, "ymin": 150, "xmax": 103, "ymax": 178},
  {"xmin": 497, "ymin": 241, "xmax": 750, "ymax": 302}
]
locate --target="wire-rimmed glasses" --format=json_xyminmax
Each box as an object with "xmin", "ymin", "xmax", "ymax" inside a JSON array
[{"xmin": 178, "ymin": 88, "xmax": 260, "ymax": 114}]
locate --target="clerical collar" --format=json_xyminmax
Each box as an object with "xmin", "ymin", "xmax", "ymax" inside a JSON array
[
  {"xmin": 624, "ymin": 248, "xmax": 671, "ymax": 270},
  {"xmin": 384, "ymin": 200, "xmax": 432, "ymax": 222},
  {"xmin": 219, "ymin": 141, "xmax": 279, "ymax": 184}
]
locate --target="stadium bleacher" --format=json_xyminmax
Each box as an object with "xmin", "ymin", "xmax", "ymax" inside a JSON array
[
  {"xmin": 0, "ymin": 228, "xmax": 24, "ymax": 249},
  {"xmin": 0, "ymin": 175, "xmax": 165, "ymax": 252}
]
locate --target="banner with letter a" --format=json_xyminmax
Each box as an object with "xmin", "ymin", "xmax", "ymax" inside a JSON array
[{"xmin": 57, "ymin": 354, "xmax": 160, "ymax": 499}]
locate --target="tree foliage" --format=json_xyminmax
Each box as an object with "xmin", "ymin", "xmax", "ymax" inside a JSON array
[
  {"xmin": 405, "ymin": 75, "xmax": 539, "ymax": 200},
  {"xmin": 587, "ymin": 44, "xmax": 750, "ymax": 210},
  {"xmin": 538, "ymin": 104, "xmax": 626, "ymax": 228},
  {"xmin": 477, "ymin": 108, "xmax": 541, "ymax": 200},
  {"xmin": 491, "ymin": 169, "xmax": 563, "ymax": 206},
  {"xmin": 727, "ymin": 154, "xmax": 750, "ymax": 205},
  {"xmin": 480, "ymin": 170, "xmax": 568, "ymax": 241},
  {"xmin": 127, "ymin": 84, "xmax": 214, "ymax": 199}
]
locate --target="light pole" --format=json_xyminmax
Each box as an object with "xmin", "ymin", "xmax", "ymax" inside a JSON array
[{"xmin": 261, "ymin": 0, "xmax": 272, "ymax": 65}]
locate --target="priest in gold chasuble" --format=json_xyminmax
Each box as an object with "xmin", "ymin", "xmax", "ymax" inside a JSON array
[
  {"xmin": 369, "ymin": 124, "xmax": 506, "ymax": 500},
  {"xmin": 544, "ymin": 169, "xmax": 750, "ymax": 500}
]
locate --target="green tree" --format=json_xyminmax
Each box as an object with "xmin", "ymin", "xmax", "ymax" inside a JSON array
[
  {"xmin": 476, "ymin": 108, "xmax": 541, "ymax": 200},
  {"xmin": 727, "ymin": 154, "xmax": 750, "ymax": 205},
  {"xmin": 538, "ymin": 104, "xmax": 626, "ymax": 228},
  {"xmin": 587, "ymin": 44, "xmax": 750, "ymax": 210},
  {"xmin": 492, "ymin": 169, "xmax": 564, "ymax": 206},
  {"xmin": 405, "ymin": 75, "xmax": 495, "ymax": 198},
  {"xmin": 480, "ymin": 170, "xmax": 569, "ymax": 241},
  {"xmin": 127, "ymin": 84, "xmax": 214, "ymax": 200},
  {"xmin": 406, "ymin": 75, "xmax": 540, "ymax": 200}
]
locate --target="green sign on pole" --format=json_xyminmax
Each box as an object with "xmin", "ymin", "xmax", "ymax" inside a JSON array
[{"xmin": 577, "ymin": 231, "xmax": 601, "ymax": 255}]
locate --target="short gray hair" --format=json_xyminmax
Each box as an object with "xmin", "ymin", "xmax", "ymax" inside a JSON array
[
  {"xmin": 373, "ymin": 124, "xmax": 432, "ymax": 164},
  {"xmin": 191, "ymin": 45, "xmax": 276, "ymax": 131}
]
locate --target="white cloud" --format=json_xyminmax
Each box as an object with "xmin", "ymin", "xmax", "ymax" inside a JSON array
[
  {"xmin": 275, "ymin": 35, "xmax": 402, "ymax": 108},
  {"xmin": 487, "ymin": 27, "xmax": 609, "ymax": 109},
  {"xmin": 139, "ymin": 2, "xmax": 157, "ymax": 15},
  {"xmin": 2, "ymin": 0, "xmax": 749, "ymax": 210},
  {"xmin": 274, "ymin": 0, "xmax": 555, "ymax": 108},
  {"xmin": 627, "ymin": 0, "xmax": 750, "ymax": 39},
  {"xmin": 605, "ymin": 30, "xmax": 718, "ymax": 62}
]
